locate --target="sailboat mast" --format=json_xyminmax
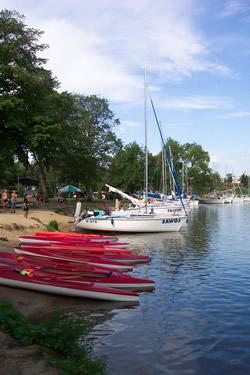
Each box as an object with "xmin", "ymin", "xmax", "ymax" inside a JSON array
[{"xmin": 144, "ymin": 67, "xmax": 148, "ymax": 213}]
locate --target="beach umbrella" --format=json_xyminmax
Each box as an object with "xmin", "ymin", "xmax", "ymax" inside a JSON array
[{"xmin": 58, "ymin": 185, "xmax": 81, "ymax": 193}]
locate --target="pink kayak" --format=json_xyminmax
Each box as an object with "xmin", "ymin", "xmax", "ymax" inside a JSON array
[
  {"xmin": 19, "ymin": 235, "xmax": 129, "ymax": 248},
  {"xmin": 19, "ymin": 242, "xmax": 132, "ymax": 254},
  {"xmin": 16, "ymin": 245, "xmax": 149, "ymax": 264},
  {"xmin": 14, "ymin": 247, "xmax": 134, "ymax": 271},
  {"xmin": 0, "ymin": 265, "xmax": 139, "ymax": 302},
  {"xmin": 0, "ymin": 253, "xmax": 155, "ymax": 290},
  {"xmin": 35, "ymin": 231, "xmax": 119, "ymax": 242}
]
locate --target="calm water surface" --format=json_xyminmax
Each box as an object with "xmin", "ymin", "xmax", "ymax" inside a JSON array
[{"xmin": 85, "ymin": 204, "xmax": 250, "ymax": 375}]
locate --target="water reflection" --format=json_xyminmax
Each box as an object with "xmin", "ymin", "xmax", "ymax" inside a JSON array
[
  {"xmin": 91, "ymin": 205, "xmax": 250, "ymax": 375},
  {"xmin": 0, "ymin": 285, "xmax": 138, "ymax": 322}
]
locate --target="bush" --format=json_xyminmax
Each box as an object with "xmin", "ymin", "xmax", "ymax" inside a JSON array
[
  {"xmin": 0, "ymin": 299, "xmax": 106, "ymax": 374},
  {"xmin": 46, "ymin": 220, "xmax": 59, "ymax": 232}
]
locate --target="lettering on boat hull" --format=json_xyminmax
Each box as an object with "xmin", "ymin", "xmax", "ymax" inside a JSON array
[{"xmin": 162, "ymin": 218, "xmax": 181, "ymax": 224}]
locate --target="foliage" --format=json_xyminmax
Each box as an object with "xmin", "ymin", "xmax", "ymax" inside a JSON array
[
  {"xmin": 0, "ymin": 299, "xmax": 106, "ymax": 374},
  {"xmin": 240, "ymin": 173, "xmax": 248, "ymax": 188},
  {"xmin": 56, "ymin": 94, "xmax": 122, "ymax": 189},
  {"xmin": 45, "ymin": 220, "xmax": 59, "ymax": 231},
  {"xmin": 0, "ymin": 10, "xmax": 77, "ymax": 199},
  {"xmin": 108, "ymin": 142, "xmax": 145, "ymax": 193}
]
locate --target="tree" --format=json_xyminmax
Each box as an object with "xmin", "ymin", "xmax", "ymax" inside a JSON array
[
  {"xmin": 240, "ymin": 173, "xmax": 248, "ymax": 188},
  {"xmin": 109, "ymin": 142, "xmax": 145, "ymax": 193},
  {"xmin": 56, "ymin": 94, "xmax": 122, "ymax": 190},
  {"xmin": 0, "ymin": 9, "xmax": 49, "ymax": 163},
  {"xmin": 0, "ymin": 10, "xmax": 77, "ymax": 199}
]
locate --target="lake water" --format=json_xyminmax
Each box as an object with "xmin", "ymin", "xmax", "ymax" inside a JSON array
[{"xmin": 86, "ymin": 204, "xmax": 250, "ymax": 375}]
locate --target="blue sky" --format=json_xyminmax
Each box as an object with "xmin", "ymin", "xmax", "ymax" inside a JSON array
[{"xmin": 1, "ymin": 0, "xmax": 250, "ymax": 176}]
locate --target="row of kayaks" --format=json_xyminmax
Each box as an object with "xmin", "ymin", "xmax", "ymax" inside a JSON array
[{"xmin": 0, "ymin": 231, "xmax": 155, "ymax": 302}]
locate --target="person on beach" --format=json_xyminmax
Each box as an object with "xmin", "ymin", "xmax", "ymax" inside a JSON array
[
  {"xmin": 36, "ymin": 192, "xmax": 41, "ymax": 207},
  {"xmin": 23, "ymin": 194, "xmax": 29, "ymax": 218},
  {"xmin": 40, "ymin": 192, "xmax": 44, "ymax": 207},
  {"xmin": 2, "ymin": 190, "xmax": 8, "ymax": 211},
  {"xmin": 10, "ymin": 190, "xmax": 17, "ymax": 213}
]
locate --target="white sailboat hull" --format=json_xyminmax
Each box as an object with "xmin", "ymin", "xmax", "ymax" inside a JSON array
[{"xmin": 76, "ymin": 215, "xmax": 186, "ymax": 233}]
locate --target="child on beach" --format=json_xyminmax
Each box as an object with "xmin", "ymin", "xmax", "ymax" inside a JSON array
[{"xmin": 23, "ymin": 194, "xmax": 29, "ymax": 218}]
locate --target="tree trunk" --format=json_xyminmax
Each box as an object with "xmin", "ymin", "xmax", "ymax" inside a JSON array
[{"xmin": 38, "ymin": 161, "xmax": 48, "ymax": 202}]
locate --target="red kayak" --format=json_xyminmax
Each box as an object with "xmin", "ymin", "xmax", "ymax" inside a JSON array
[
  {"xmin": 35, "ymin": 231, "xmax": 119, "ymax": 242},
  {"xmin": 1, "ymin": 252, "xmax": 118, "ymax": 273},
  {"xmin": 0, "ymin": 253, "xmax": 155, "ymax": 290},
  {"xmin": 14, "ymin": 247, "xmax": 134, "ymax": 271},
  {"xmin": 16, "ymin": 245, "xmax": 149, "ymax": 264},
  {"xmin": 19, "ymin": 235, "xmax": 129, "ymax": 248},
  {"xmin": 19, "ymin": 242, "xmax": 132, "ymax": 254},
  {"xmin": 0, "ymin": 265, "xmax": 139, "ymax": 302}
]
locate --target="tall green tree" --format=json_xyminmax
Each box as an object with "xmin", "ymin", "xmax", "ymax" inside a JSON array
[
  {"xmin": 56, "ymin": 94, "xmax": 122, "ymax": 190},
  {"xmin": 109, "ymin": 142, "xmax": 145, "ymax": 193},
  {"xmin": 0, "ymin": 10, "xmax": 75, "ymax": 199}
]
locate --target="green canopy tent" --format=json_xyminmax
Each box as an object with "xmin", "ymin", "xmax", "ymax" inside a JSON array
[{"xmin": 58, "ymin": 185, "xmax": 81, "ymax": 194}]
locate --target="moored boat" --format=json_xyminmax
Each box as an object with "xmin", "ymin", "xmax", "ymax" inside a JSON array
[
  {"xmin": 199, "ymin": 197, "xmax": 225, "ymax": 204},
  {"xmin": 76, "ymin": 213, "xmax": 186, "ymax": 233}
]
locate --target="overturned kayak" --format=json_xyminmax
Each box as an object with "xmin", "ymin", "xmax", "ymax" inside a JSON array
[
  {"xmin": 19, "ymin": 242, "xmax": 133, "ymax": 255},
  {"xmin": 19, "ymin": 235, "xmax": 129, "ymax": 248},
  {"xmin": 0, "ymin": 253, "xmax": 155, "ymax": 290},
  {"xmin": 35, "ymin": 231, "xmax": 119, "ymax": 242},
  {"xmin": 14, "ymin": 247, "xmax": 134, "ymax": 271},
  {"xmin": 0, "ymin": 266, "xmax": 139, "ymax": 302},
  {"xmin": 1, "ymin": 252, "xmax": 118, "ymax": 273},
  {"xmin": 17, "ymin": 245, "xmax": 149, "ymax": 264}
]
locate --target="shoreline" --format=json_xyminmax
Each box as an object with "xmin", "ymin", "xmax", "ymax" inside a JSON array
[{"xmin": 0, "ymin": 207, "xmax": 75, "ymax": 248}]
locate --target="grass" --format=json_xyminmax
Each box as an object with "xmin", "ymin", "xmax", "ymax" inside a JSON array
[{"xmin": 0, "ymin": 299, "xmax": 106, "ymax": 375}]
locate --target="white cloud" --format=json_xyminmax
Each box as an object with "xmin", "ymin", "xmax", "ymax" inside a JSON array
[
  {"xmin": 227, "ymin": 111, "xmax": 250, "ymax": 118},
  {"xmin": 240, "ymin": 150, "xmax": 250, "ymax": 162},
  {"xmin": 157, "ymin": 96, "xmax": 233, "ymax": 110},
  {"xmin": 0, "ymin": 0, "xmax": 234, "ymax": 103},
  {"xmin": 209, "ymin": 150, "xmax": 250, "ymax": 176},
  {"xmin": 220, "ymin": 0, "xmax": 249, "ymax": 17},
  {"xmin": 116, "ymin": 119, "xmax": 142, "ymax": 136},
  {"xmin": 121, "ymin": 120, "xmax": 141, "ymax": 128}
]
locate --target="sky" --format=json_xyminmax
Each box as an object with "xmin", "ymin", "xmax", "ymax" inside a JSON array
[{"xmin": 1, "ymin": 0, "xmax": 250, "ymax": 176}]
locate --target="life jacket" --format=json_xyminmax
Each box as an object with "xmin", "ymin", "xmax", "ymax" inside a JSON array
[{"xmin": 20, "ymin": 268, "xmax": 34, "ymax": 278}]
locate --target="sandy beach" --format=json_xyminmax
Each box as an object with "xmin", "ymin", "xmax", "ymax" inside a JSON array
[
  {"xmin": 0, "ymin": 205, "xmax": 75, "ymax": 250},
  {"xmin": 0, "ymin": 206, "xmax": 77, "ymax": 374},
  {"xmin": 0, "ymin": 205, "xmax": 78, "ymax": 315}
]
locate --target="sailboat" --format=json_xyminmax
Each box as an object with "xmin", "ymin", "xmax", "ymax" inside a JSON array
[{"xmin": 75, "ymin": 70, "xmax": 187, "ymax": 233}]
